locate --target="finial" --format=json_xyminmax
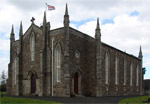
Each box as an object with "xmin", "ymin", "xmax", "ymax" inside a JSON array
[
  {"xmin": 64, "ymin": 4, "xmax": 69, "ymax": 27},
  {"xmin": 139, "ymin": 45, "xmax": 142, "ymax": 54},
  {"xmin": 43, "ymin": 11, "xmax": 47, "ymax": 25},
  {"xmin": 10, "ymin": 24, "xmax": 15, "ymax": 41},
  {"xmin": 96, "ymin": 18, "xmax": 100, "ymax": 30},
  {"xmin": 138, "ymin": 45, "xmax": 143, "ymax": 59},
  {"xmin": 11, "ymin": 25, "xmax": 14, "ymax": 34},
  {"xmin": 95, "ymin": 17, "xmax": 101, "ymax": 38},
  {"xmin": 19, "ymin": 21, "xmax": 23, "ymax": 36},
  {"xmin": 140, "ymin": 45, "xmax": 142, "ymax": 52},
  {"xmin": 65, "ymin": 3, "xmax": 68, "ymax": 16},
  {"xmin": 31, "ymin": 17, "xmax": 35, "ymax": 24}
]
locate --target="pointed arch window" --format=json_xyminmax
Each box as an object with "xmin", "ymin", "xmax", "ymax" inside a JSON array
[
  {"xmin": 123, "ymin": 59, "xmax": 127, "ymax": 85},
  {"xmin": 56, "ymin": 44, "xmax": 61, "ymax": 82},
  {"xmin": 115, "ymin": 56, "xmax": 119, "ymax": 85},
  {"xmin": 14, "ymin": 55, "xmax": 17, "ymax": 84},
  {"xmin": 136, "ymin": 65, "xmax": 139, "ymax": 86},
  {"xmin": 30, "ymin": 33, "xmax": 35, "ymax": 61},
  {"xmin": 130, "ymin": 63, "xmax": 133, "ymax": 86},
  {"xmin": 105, "ymin": 52, "xmax": 109, "ymax": 84}
]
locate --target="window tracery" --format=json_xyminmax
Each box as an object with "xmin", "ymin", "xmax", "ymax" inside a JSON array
[
  {"xmin": 56, "ymin": 44, "xmax": 61, "ymax": 82},
  {"xmin": 30, "ymin": 33, "xmax": 35, "ymax": 61},
  {"xmin": 105, "ymin": 52, "xmax": 109, "ymax": 84}
]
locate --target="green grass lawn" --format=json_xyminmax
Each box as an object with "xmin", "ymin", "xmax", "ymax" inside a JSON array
[
  {"xmin": 0, "ymin": 92, "xmax": 61, "ymax": 104},
  {"xmin": 1, "ymin": 92, "xmax": 6, "ymax": 95},
  {"xmin": 119, "ymin": 96, "xmax": 150, "ymax": 104},
  {"xmin": 1, "ymin": 97, "xmax": 61, "ymax": 104}
]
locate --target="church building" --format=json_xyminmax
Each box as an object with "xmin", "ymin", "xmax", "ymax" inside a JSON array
[{"xmin": 7, "ymin": 4, "xmax": 144, "ymax": 97}]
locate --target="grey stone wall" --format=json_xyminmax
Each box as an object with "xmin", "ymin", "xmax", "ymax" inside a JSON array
[
  {"xmin": 101, "ymin": 43, "xmax": 142, "ymax": 96},
  {"xmin": 69, "ymin": 29, "xmax": 97, "ymax": 96},
  {"xmin": 7, "ymin": 20, "xmax": 143, "ymax": 97},
  {"xmin": 50, "ymin": 31, "xmax": 66, "ymax": 97},
  {"xmin": 22, "ymin": 25, "xmax": 43, "ymax": 96}
]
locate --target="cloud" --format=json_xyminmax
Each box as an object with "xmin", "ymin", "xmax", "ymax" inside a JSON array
[
  {"xmin": 76, "ymin": 11, "xmax": 150, "ymax": 79},
  {"xmin": 7, "ymin": 0, "xmax": 44, "ymax": 11},
  {"xmin": 101, "ymin": 13, "xmax": 150, "ymax": 56},
  {"xmin": 0, "ymin": 0, "xmax": 150, "ymax": 79},
  {"xmin": 78, "ymin": 20, "xmax": 96, "ymax": 37},
  {"xmin": 77, "ymin": 13, "xmax": 146, "ymax": 54}
]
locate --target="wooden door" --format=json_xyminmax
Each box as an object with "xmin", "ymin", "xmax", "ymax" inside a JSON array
[
  {"xmin": 74, "ymin": 72, "xmax": 78, "ymax": 94},
  {"xmin": 31, "ymin": 74, "xmax": 36, "ymax": 93}
]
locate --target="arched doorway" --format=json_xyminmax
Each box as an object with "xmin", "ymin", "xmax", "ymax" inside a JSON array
[
  {"xmin": 74, "ymin": 72, "xmax": 78, "ymax": 94},
  {"xmin": 31, "ymin": 74, "xmax": 36, "ymax": 93}
]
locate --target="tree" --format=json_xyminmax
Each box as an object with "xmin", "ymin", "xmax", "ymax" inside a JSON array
[
  {"xmin": 0, "ymin": 70, "xmax": 7, "ymax": 92},
  {"xmin": 142, "ymin": 67, "xmax": 146, "ymax": 75}
]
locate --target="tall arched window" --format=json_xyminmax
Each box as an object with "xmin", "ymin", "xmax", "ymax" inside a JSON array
[
  {"xmin": 105, "ymin": 52, "xmax": 109, "ymax": 84},
  {"xmin": 130, "ymin": 63, "xmax": 133, "ymax": 86},
  {"xmin": 14, "ymin": 56, "xmax": 17, "ymax": 84},
  {"xmin": 136, "ymin": 65, "xmax": 139, "ymax": 86},
  {"xmin": 56, "ymin": 44, "xmax": 61, "ymax": 82},
  {"xmin": 115, "ymin": 56, "xmax": 118, "ymax": 85},
  {"xmin": 123, "ymin": 59, "xmax": 127, "ymax": 85},
  {"xmin": 30, "ymin": 33, "xmax": 35, "ymax": 61}
]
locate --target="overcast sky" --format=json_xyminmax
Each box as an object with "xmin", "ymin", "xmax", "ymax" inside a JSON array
[{"xmin": 0, "ymin": 0, "xmax": 149, "ymax": 79}]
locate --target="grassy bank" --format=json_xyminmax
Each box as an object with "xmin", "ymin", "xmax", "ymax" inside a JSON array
[{"xmin": 119, "ymin": 96, "xmax": 150, "ymax": 104}]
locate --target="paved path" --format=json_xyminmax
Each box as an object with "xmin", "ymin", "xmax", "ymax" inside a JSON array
[{"xmin": 5, "ymin": 95, "xmax": 139, "ymax": 104}]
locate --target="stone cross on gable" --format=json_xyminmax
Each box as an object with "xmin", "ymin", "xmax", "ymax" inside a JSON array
[{"xmin": 31, "ymin": 17, "xmax": 35, "ymax": 23}]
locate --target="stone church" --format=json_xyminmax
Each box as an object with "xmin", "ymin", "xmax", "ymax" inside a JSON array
[{"xmin": 7, "ymin": 4, "xmax": 144, "ymax": 97}]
